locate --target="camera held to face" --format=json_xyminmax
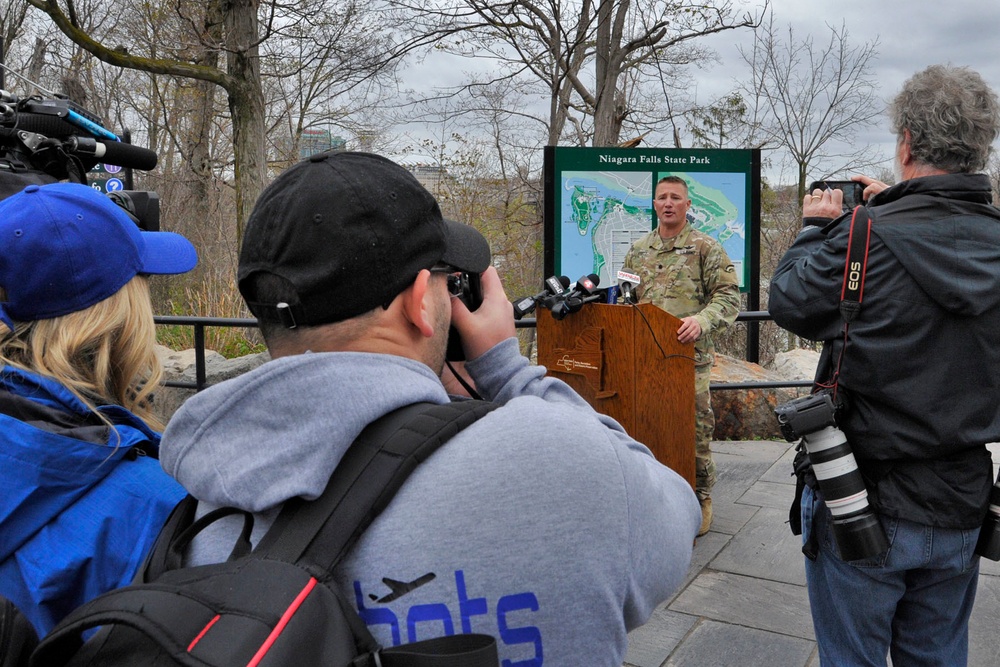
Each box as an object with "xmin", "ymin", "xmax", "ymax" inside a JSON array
[{"xmin": 775, "ymin": 390, "xmax": 888, "ymax": 561}]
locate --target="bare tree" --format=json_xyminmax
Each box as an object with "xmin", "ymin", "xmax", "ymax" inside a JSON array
[
  {"xmin": 392, "ymin": 0, "xmax": 765, "ymax": 147},
  {"xmin": 23, "ymin": 0, "xmax": 266, "ymax": 237},
  {"xmin": 0, "ymin": 1, "xmax": 32, "ymax": 69},
  {"xmin": 689, "ymin": 92, "xmax": 753, "ymax": 149},
  {"xmin": 23, "ymin": 0, "xmax": 402, "ymax": 239},
  {"xmin": 738, "ymin": 15, "xmax": 883, "ymax": 200},
  {"xmin": 987, "ymin": 153, "xmax": 1000, "ymax": 204}
]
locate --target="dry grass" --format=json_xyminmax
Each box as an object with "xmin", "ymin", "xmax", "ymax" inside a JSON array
[{"xmin": 155, "ymin": 273, "xmax": 265, "ymax": 358}]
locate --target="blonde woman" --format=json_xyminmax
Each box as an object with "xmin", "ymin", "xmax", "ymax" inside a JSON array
[{"xmin": 0, "ymin": 182, "xmax": 197, "ymax": 637}]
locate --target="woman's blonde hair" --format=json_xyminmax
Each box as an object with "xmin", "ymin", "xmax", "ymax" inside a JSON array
[{"xmin": 0, "ymin": 276, "xmax": 164, "ymax": 430}]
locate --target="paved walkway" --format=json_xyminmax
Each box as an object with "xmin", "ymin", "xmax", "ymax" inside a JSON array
[{"xmin": 624, "ymin": 440, "xmax": 1000, "ymax": 667}]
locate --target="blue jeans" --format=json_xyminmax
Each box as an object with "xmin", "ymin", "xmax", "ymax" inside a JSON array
[{"xmin": 802, "ymin": 485, "xmax": 981, "ymax": 667}]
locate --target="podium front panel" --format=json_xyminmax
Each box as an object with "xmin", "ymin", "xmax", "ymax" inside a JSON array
[{"xmin": 537, "ymin": 304, "xmax": 695, "ymax": 487}]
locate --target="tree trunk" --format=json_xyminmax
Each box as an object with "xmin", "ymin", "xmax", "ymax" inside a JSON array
[
  {"xmin": 224, "ymin": 0, "xmax": 266, "ymax": 242},
  {"xmin": 592, "ymin": 0, "xmax": 616, "ymax": 146}
]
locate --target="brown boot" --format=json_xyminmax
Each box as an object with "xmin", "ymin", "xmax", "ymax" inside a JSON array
[{"xmin": 698, "ymin": 498, "xmax": 713, "ymax": 537}]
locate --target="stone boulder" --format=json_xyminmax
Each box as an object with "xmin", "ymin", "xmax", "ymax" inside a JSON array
[
  {"xmin": 709, "ymin": 349, "xmax": 819, "ymax": 440},
  {"xmin": 150, "ymin": 343, "xmax": 823, "ymax": 442},
  {"xmin": 153, "ymin": 345, "xmax": 270, "ymax": 423},
  {"xmin": 769, "ymin": 348, "xmax": 822, "ymax": 383}
]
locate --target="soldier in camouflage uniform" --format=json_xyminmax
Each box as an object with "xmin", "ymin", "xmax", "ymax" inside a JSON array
[{"xmin": 621, "ymin": 175, "xmax": 741, "ymax": 536}]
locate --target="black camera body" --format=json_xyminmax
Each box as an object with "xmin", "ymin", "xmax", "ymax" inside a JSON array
[
  {"xmin": 975, "ymin": 481, "xmax": 1000, "ymax": 560},
  {"xmin": 775, "ymin": 390, "xmax": 889, "ymax": 561},
  {"xmin": 106, "ymin": 190, "xmax": 160, "ymax": 232},
  {"xmin": 774, "ymin": 390, "xmax": 838, "ymax": 442},
  {"xmin": 809, "ymin": 180, "xmax": 865, "ymax": 212},
  {"xmin": 445, "ymin": 272, "xmax": 483, "ymax": 362}
]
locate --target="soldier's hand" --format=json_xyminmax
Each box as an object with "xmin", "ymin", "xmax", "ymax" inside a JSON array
[{"xmin": 677, "ymin": 316, "xmax": 702, "ymax": 344}]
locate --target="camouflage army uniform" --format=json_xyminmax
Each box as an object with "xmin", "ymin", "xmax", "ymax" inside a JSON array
[{"xmin": 621, "ymin": 225, "xmax": 740, "ymax": 500}]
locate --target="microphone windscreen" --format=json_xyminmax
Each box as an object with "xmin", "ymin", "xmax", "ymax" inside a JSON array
[{"xmin": 98, "ymin": 140, "xmax": 159, "ymax": 171}]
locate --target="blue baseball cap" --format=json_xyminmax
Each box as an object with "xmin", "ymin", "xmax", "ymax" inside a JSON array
[{"xmin": 0, "ymin": 182, "xmax": 197, "ymax": 330}]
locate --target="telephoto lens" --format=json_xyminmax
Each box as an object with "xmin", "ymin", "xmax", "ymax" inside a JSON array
[
  {"xmin": 975, "ymin": 478, "xmax": 1000, "ymax": 560},
  {"xmin": 775, "ymin": 392, "xmax": 889, "ymax": 561}
]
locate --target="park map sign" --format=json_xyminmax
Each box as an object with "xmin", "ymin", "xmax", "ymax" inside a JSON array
[{"xmin": 543, "ymin": 147, "xmax": 760, "ymax": 293}]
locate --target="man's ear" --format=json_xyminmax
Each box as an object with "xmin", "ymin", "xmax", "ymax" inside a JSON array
[
  {"xmin": 399, "ymin": 269, "xmax": 436, "ymax": 338},
  {"xmin": 899, "ymin": 129, "xmax": 914, "ymax": 166}
]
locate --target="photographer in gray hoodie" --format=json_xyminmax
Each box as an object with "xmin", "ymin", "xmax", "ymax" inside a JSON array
[{"xmin": 159, "ymin": 151, "xmax": 700, "ymax": 666}]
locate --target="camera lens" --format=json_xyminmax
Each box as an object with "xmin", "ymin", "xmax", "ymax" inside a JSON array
[
  {"xmin": 775, "ymin": 392, "xmax": 888, "ymax": 561},
  {"xmin": 805, "ymin": 426, "xmax": 870, "ymax": 517},
  {"xmin": 801, "ymin": 425, "xmax": 888, "ymax": 561}
]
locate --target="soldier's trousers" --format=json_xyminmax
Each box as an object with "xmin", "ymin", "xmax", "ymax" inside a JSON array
[{"xmin": 695, "ymin": 365, "xmax": 716, "ymax": 500}]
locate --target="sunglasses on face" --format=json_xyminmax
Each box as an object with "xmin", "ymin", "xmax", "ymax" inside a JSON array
[{"xmin": 428, "ymin": 264, "xmax": 467, "ymax": 298}]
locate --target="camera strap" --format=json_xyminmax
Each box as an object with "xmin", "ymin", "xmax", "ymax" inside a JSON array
[
  {"xmin": 839, "ymin": 205, "xmax": 873, "ymax": 323},
  {"xmin": 793, "ymin": 205, "xmax": 875, "ymax": 556},
  {"xmin": 815, "ymin": 205, "xmax": 873, "ymax": 397}
]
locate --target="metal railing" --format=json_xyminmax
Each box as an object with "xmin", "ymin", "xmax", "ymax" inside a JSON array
[{"xmin": 155, "ymin": 312, "xmax": 814, "ymax": 392}]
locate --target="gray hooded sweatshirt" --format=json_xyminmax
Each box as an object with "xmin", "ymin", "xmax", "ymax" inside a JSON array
[{"xmin": 160, "ymin": 338, "xmax": 700, "ymax": 666}]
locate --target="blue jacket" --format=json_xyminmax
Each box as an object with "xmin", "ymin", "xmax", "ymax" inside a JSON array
[{"xmin": 0, "ymin": 365, "xmax": 185, "ymax": 636}]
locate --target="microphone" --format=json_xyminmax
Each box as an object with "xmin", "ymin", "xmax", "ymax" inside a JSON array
[
  {"xmin": 616, "ymin": 269, "xmax": 641, "ymax": 304},
  {"xmin": 550, "ymin": 293, "xmax": 604, "ymax": 320},
  {"xmin": 63, "ymin": 135, "xmax": 159, "ymax": 171},
  {"xmin": 513, "ymin": 275, "xmax": 570, "ymax": 319},
  {"xmin": 546, "ymin": 274, "xmax": 572, "ymax": 296},
  {"xmin": 568, "ymin": 273, "xmax": 600, "ymax": 298},
  {"xmin": 549, "ymin": 274, "xmax": 601, "ymax": 320}
]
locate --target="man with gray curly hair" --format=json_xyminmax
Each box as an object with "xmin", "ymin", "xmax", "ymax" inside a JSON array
[{"xmin": 769, "ymin": 65, "xmax": 1000, "ymax": 666}]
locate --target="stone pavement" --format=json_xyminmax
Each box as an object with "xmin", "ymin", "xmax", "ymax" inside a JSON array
[{"xmin": 623, "ymin": 440, "xmax": 1000, "ymax": 667}]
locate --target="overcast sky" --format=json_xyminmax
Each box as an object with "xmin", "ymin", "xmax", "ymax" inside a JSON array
[
  {"xmin": 399, "ymin": 1, "xmax": 1000, "ymax": 183},
  {"xmin": 689, "ymin": 0, "xmax": 1000, "ymax": 177}
]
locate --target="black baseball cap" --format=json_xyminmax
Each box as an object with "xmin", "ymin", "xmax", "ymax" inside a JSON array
[{"xmin": 239, "ymin": 151, "xmax": 491, "ymax": 328}]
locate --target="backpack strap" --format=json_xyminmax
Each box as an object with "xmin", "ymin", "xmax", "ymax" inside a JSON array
[
  {"xmin": 137, "ymin": 494, "xmax": 197, "ymax": 580},
  {"xmin": 0, "ymin": 594, "xmax": 38, "ymax": 667},
  {"xmin": 30, "ymin": 400, "xmax": 499, "ymax": 667},
  {"xmin": 141, "ymin": 496, "xmax": 256, "ymax": 581},
  {"xmin": 256, "ymin": 400, "xmax": 498, "ymax": 572},
  {"xmin": 258, "ymin": 399, "xmax": 501, "ymax": 666}
]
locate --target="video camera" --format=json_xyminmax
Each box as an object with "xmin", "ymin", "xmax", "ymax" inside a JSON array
[{"xmin": 0, "ymin": 83, "xmax": 160, "ymax": 230}]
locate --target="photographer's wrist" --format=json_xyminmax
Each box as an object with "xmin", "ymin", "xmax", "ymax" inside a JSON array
[{"xmin": 803, "ymin": 216, "xmax": 834, "ymax": 228}]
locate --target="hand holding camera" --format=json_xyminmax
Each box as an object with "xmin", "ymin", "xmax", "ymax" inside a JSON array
[
  {"xmin": 449, "ymin": 266, "xmax": 516, "ymax": 361},
  {"xmin": 804, "ymin": 181, "xmax": 850, "ymax": 218}
]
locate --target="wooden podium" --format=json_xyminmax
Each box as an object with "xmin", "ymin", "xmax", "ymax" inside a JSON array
[{"xmin": 536, "ymin": 303, "xmax": 696, "ymax": 488}]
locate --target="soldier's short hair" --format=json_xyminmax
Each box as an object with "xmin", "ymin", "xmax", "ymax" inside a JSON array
[{"xmin": 656, "ymin": 175, "xmax": 689, "ymax": 195}]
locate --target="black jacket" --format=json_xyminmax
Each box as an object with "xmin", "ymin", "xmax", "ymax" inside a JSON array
[{"xmin": 769, "ymin": 173, "xmax": 1000, "ymax": 528}]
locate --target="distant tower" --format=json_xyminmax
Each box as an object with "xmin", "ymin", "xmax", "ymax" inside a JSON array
[{"xmin": 354, "ymin": 127, "xmax": 378, "ymax": 153}]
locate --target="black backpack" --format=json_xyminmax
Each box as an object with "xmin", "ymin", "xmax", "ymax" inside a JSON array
[
  {"xmin": 0, "ymin": 594, "xmax": 38, "ymax": 667},
  {"xmin": 31, "ymin": 401, "xmax": 499, "ymax": 667}
]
